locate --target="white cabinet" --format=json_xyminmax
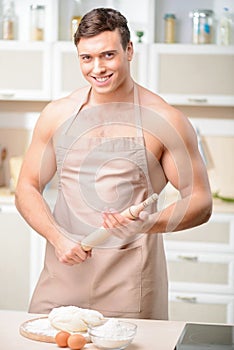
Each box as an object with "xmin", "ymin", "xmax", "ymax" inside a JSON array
[
  {"xmin": 0, "ymin": 41, "xmax": 51, "ymax": 101},
  {"xmin": 166, "ymin": 251, "xmax": 234, "ymax": 294},
  {"xmin": 164, "ymin": 210, "xmax": 234, "ymax": 324},
  {"xmin": 165, "ymin": 212, "xmax": 234, "ymax": 253},
  {"xmin": 0, "ymin": 0, "xmax": 233, "ymax": 105},
  {"xmin": 0, "ymin": 189, "xmax": 54, "ymax": 310},
  {"xmin": 169, "ymin": 292, "xmax": 234, "ymax": 324},
  {"xmin": 131, "ymin": 43, "xmax": 149, "ymax": 88},
  {"xmin": 148, "ymin": 44, "xmax": 234, "ymax": 106},
  {"xmin": 52, "ymin": 42, "xmax": 86, "ymax": 99},
  {"xmin": 0, "ymin": 204, "xmax": 31, "ymax": 310}
]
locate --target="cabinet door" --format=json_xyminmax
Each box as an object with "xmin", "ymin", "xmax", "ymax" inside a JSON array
[
  {"xmin": 166, "ymin": 251, "xmax": 234, "ymax": 294},
  {"xmin": 169, "ymin": 292, "xmax": 234, "ymax": 324},
  {"xmin": 52, "ymin": 42, "xmax": 87, "ymax": 99},
  {"xmin": 29, "ymin": 229, "xmax": 46, "ymax": 299},
  {"xmin": 0, "ymin": 41, "xmax": 51, "ymax": 101},
  {"xmin": 164, "ymin": 213, "xmax": 234, "ymax": 253},
  {"xmin": 0, "ymin": 207, "xmax": 30, "ymax": 310},
  {"xmin": 149, "ymin": 44, "xmax": 234, "ymax": 106}
]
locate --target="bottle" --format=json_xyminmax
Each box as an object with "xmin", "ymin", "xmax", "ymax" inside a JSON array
[
  {"xmin": 30, "ymin": 5, "xmax": 45, "ymax": 41},
  {"xmin": 164, "ymin": 13, "xmax": 176, "ymax": 43},
  {"xmin": 71, "ymin": 16, "xmax": 81, "ymax": 40},
  {"xmin": 219, "ymin": 7, "xmax": 231, "ymax": 45},
  {"xmin": 2, "ymin": 0, "xmax": 17, "ymax": 40}
]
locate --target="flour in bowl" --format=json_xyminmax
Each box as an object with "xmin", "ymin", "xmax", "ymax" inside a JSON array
[{"xmin": 89, "ymin": 318, "xmax": 137, "ymax": 349}]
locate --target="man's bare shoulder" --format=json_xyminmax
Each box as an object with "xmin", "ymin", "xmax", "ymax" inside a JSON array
[
  {"xmin": 44, "ymin": 86, "xmax": 89, "ymax": 120},
  {"xmin": 138, "ymin": 85, "xmax": 191, "ymax": 128},
  {"xmin": 138, "ymin": 84, "xmax": 197, "ymax": 145},
  {"xmin": 139, "ymin": 85, "xmax": 178, "ymax": 115},
  {"xmin": 35, "ymin": 86, "xmax": 90, "ymax": 136}
]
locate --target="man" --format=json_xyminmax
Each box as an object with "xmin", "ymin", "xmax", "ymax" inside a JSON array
[{"xmin": 15, "ymin": 8, "xmax": 212, "ymax": 319}]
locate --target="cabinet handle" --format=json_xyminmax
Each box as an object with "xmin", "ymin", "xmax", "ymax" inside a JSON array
[
  {"xmin": 0, "ymin": 92, "xmax": 15, "ymax": 99},
  {"xmin": 176, "ymin": 296, "xmax": 197, "ymax": 303},
  {"xmin": 187, "ymin": 98, "xmax": 208, "ymax": 103},
  {"xmin": 177, "ymin": 255, "xmax": 198, "ymax": 262}
]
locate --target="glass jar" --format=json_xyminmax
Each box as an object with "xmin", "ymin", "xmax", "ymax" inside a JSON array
[
  {"xmin": 30, "ymin": 5, "xmax": 45, "ymax": 41},
  {"xmin": 2, "ymin": 0, "xmax": 17, "ymax": 40},
  {"xmin": 189, "ymin": 9, "xmax": 214, "ymax": 44},
  {"xmin": 164, "ymin": 13, "xmax": 176, "ymax": 43}
]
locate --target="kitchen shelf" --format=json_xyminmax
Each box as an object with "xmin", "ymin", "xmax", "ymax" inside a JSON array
[
  {"xmin": 0, "ymin": 0, "xmax": 155, "ymax": 43},
  {"xmin": 1, "ymin": 0, "xmax": 234, "ymax": 45}
]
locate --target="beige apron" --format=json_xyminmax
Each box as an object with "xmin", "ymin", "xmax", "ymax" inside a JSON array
[{"xmin": 29, "ymin": 85, "xmax": 168, "ymax": 320}]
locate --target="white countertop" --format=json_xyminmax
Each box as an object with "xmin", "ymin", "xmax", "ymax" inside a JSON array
[{"xmin": 0, "ymin": 310, "xmax": 185, "ymax": 350}]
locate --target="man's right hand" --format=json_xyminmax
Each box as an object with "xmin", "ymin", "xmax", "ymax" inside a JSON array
[{"xmin": 54, "ymin": 234, "xmax": 92, "ymax": 266}]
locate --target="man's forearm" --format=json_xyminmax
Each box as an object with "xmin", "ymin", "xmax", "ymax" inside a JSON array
[
  {"xmin": 15, "ymin": 184, "xmax": 60, "ymax": 246},
  {"xmin": 148, "ymin": 193, "xmax": 212, "ymax": 234}
]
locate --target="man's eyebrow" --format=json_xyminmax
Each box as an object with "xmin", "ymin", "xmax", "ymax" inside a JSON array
[
  {"xmin": 79, "ymin": 50, "xmax": 118, "ymax": 57},
  {"xmin": 100, "ymin": 50, "xmax": 118, "ymax": 54}
]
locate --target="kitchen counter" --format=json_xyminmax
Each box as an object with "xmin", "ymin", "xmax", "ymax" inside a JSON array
[{"xmin": 0, "ymin": 310, "xmax": 185, "ymax": 350}]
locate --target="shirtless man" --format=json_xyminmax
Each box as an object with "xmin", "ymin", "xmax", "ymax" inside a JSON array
[{"xmin": 15, "ymin": 8, "xmax": 212, "ymax": 318}]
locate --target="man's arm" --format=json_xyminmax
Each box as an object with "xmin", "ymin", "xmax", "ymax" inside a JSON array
[
  {"xmin": 15, "ymin": 101, "xmax": 90, "ymax": 265},
  {"xmin": 101, "ymin": 105, "xmax": 212, "ymax": 236},
  {"xmin": 152, "ymin": 109, "xmax": 212, "ymax": 233}
]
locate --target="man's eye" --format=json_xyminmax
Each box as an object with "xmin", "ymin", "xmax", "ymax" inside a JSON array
[
  {"xmin": 105, "ymin": 52, "xmax": 114, "ymax": 59},
  {"xmin": 81, "ymin": 56, "xmax": 91, "ymax": 62}
]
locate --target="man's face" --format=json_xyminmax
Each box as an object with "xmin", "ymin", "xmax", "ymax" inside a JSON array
[{"xmin": 77, "ymin": 29, "xmax": 133, "ymax": 95}]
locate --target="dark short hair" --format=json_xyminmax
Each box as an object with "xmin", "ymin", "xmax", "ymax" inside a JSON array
[{"xmin": 74, "ymin": 7, "xmax": 131, "ymax": 50}]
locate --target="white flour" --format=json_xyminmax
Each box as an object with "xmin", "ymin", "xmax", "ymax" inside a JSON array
[
  {"xmin": 22, "ymin": 318, "xmax": 58, "ymax": 337},
  {"xmin": 21, "ymin": 318, "xmax": 89, "ymax": 339},
  {"xmin": 90, "ymin": 318, "xmax": 136, "ymax": 349}
]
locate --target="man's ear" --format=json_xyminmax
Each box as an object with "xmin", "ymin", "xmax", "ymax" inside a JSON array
[{"xmin": 127, "ymin": 41, "xmax": 134, "ymax": 61}]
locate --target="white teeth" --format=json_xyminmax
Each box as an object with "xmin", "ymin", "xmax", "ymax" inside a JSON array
[{"xmin": 95, "ymin": 76, "xmax": 109, "ymax": 82}]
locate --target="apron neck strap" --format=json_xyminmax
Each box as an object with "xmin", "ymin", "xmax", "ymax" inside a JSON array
[
  {"xmin": 133, "ymin": 84, "xmax": 143, "ymax": 138},
  {"xmin": 64, "ymin": 86, "xmax": 91, "ymax": 135}
]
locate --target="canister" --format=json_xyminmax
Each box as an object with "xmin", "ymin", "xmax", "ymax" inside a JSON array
[
  {"xmin": 164, "ymin": 13, "xmax": 176, "ymax": 43},
  {"xmin": 189, "ymin": 9, "xmax": 214, "ymax": 44},
  {"xmin": 30, "ymin": 4, "xmax": 45, "ymax": 41}
]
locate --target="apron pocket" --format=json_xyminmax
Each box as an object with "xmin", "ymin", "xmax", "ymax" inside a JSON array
[{"xmin": 90, "ymin": 245, "xmax": 142, "ymax": 313}]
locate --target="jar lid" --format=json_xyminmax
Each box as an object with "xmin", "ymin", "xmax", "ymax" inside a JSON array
[{"xmin": 164, "ymin": 13, "xmax": 176, "ymax": 20}]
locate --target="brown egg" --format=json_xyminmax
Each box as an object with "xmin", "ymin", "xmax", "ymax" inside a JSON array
[
  {"xmin": 55, "ymin": 331, "xmax": 70, "ymax": 347},
  {"xmin": 67, "ymin": 334, "xmax": 87, "ymax": 349}
]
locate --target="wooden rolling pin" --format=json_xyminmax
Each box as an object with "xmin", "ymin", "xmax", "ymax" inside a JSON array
[{"xmin": 81, "ymin": 193, "xmax": 158, "ymax": 251}]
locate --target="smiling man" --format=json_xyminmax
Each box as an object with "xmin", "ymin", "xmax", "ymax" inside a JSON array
[{"xmin": 15, "ymin": 8, "xmax": 212, "ymax": 319}]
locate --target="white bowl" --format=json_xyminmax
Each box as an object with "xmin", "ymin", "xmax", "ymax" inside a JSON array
[{"xmin": 88, "ymin": 319, "xmax": 137, "ymax": 350}]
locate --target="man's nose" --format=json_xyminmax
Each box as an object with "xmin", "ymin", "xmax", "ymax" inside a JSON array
[{"xmin": 92, "ymin": 58, "xmax": 106, "ymax": 74}]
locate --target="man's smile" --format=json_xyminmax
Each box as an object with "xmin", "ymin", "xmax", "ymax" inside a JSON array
[{"xmin": 92, "ymin": 74, "xmax": 113, "ymax": 82}]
